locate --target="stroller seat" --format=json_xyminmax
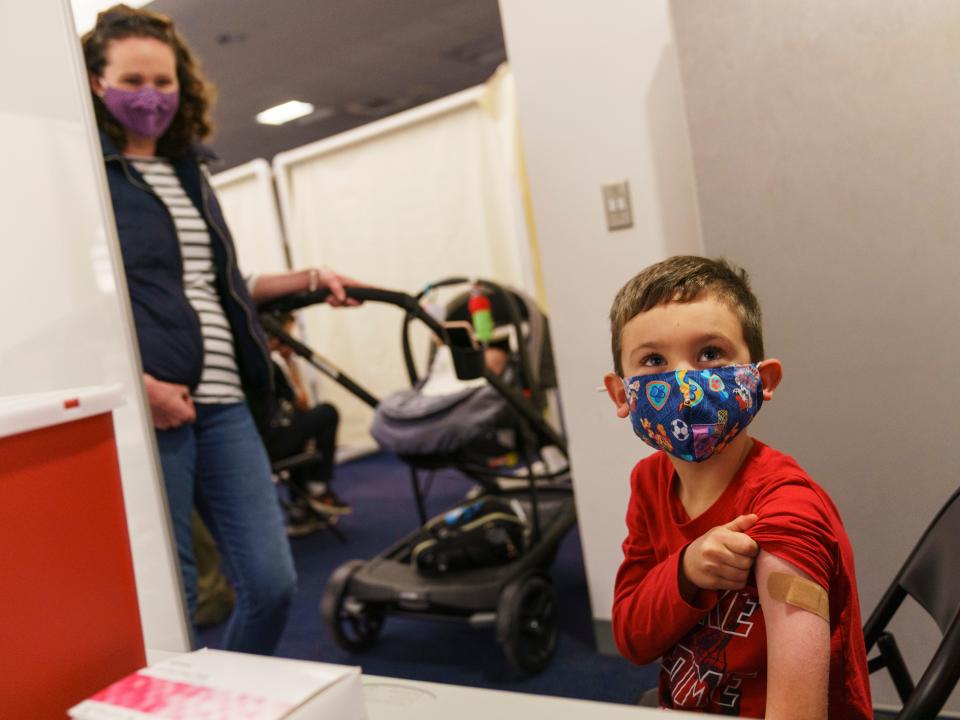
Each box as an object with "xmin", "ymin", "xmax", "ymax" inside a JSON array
[{"xmin": 371, "ymin": 340, "xmax": 518, "ymax": 460}]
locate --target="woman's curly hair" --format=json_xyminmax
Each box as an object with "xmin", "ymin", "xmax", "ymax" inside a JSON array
[{"xmin": 81, "ymin": 4, "xmax": 215, "ymax": 158}]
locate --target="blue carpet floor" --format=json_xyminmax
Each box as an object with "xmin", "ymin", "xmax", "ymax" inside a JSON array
[{"xmin": 197, "ymin": 452, "xmax": 657, "ymax": 704}]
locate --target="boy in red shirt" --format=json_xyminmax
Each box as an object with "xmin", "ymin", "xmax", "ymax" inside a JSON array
[{"xmin": 602, "ymin": 256, "xmax": 871, "ymax": 718}]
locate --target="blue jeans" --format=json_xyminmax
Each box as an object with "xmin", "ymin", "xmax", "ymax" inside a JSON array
[{"xmin": 156, "ymin": 402, "xmax": 296, "ymax": 655}]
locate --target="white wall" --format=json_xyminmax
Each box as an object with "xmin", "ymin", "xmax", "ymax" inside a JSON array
[
  {"xmin": 498, "ymin": 0, "xmax": 703, "ymax": 648},
  {"xmin": 0, "ymin": 0, "xmax": 189, "ymax": 653},
  {"xmin": 670, "ymin": 1, "xmax": 960, "ymax": 711}
]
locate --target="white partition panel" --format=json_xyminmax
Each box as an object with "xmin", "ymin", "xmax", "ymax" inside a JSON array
[
  {"xmin": 0, "ymin": 0, "xmax": 189, "ymax": 652},
  {"xmin": 274, "ymin": 81, "xmax": 534, "ymax": 450},
  {"xmin": 211, "ymin": 159, "xmax": 289, "ymax": 275}
]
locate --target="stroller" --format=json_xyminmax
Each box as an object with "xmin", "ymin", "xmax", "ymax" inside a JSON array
[{"xmin": 260, "ymin": 278, "xmax": 576, "ymax": 673}]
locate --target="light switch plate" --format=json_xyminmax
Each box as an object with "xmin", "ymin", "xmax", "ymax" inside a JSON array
[{"xmin": 602, "ymin": 180, "xmax": 633, "ymax": 230}]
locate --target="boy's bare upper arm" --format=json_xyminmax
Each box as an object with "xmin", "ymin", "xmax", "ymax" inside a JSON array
[{"xmin": 755, "ymin": 550, "xmax": 830, "ymax": 720}]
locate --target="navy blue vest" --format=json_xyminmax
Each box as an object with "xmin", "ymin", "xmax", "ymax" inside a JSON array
[{"xmin": 99, "ymin": 131, "xmax": 273, "ymax": 421}]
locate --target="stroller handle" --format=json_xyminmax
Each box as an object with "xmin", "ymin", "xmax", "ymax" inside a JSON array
[
  {"xmin": 259, "ymin": 284, "xmax": 568, "ymax": 453},
  {"xmin": 257, "ymin": 285, "xmax": 447, "ymax": 413},
  {"xmin": 259, "ymin": 286, "xmax": 450, "ymax": 343},
  {"xmin": 261, "ymin": 286, "xmax": 404, "ymax": 311}
]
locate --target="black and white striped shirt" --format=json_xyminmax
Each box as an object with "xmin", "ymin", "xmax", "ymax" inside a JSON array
[{"xmin": 130, "ymin": 157, "xmax": 245, "ymax": 404}]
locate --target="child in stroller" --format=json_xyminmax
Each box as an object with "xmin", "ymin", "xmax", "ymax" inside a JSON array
[
  {"xmin": 262, "ymin": 312, "xmax": 350, "ymax": 537},
  {"xmin": 371, "ymin": 281, "xmax": 560, "ymax": 473}
]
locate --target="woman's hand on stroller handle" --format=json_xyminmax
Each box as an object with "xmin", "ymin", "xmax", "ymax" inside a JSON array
[
  {"xmin": 249, "ymin": 266, "xmax": 365, "ymax": 308},
  {"xmin": 260, "ymin": 285, "xmax": 427, "ymax": 318},
  {"xmin": 314, "ymin": 266, "xmax": 365, "ymax": 307}
]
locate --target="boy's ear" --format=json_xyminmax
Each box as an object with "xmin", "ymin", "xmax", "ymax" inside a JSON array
[
  {"xmin": 603, "ymin": 372, "xmax": 631, "ymax": 419},
  {"xmin": 758, "ymin": 359, "xmax": 783, "ymax": 401}
]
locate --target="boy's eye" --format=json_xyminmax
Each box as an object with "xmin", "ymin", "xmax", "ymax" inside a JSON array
[
  {"xmin": 699, "ymin": 346, "xmax": 724, "ymax": 363},
  {"xmin": 641, "ymin": 354, "xmax": 666, "ymax": 367}
]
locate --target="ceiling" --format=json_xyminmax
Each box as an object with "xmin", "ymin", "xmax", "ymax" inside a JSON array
[{"xmin": 145, "ymin": 0, "xmax": 507, "ymax": 170}]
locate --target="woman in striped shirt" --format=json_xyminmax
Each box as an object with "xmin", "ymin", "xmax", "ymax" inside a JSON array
[{"xmin": 83, "ymin": 5, "xmax": 360, "ymax": 655}]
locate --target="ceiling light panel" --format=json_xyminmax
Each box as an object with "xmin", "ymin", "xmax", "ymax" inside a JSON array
[{"xmin": 255, "ymin": 100, "xmax": 315, "ymax": 126}]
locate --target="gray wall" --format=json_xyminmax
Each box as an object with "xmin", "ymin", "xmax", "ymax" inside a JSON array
[{"xmin": 671, "ymin": 0, "xmax": 960, "ymax": 711}]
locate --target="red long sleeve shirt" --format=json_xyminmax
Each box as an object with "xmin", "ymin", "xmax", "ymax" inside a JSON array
[{"xmin": 612, "ymin": 440, "xmax": 872, "ymax": 718}]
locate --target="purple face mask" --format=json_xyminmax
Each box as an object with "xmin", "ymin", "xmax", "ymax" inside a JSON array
[{"xmin": 101, "ymin": 85, "xmax": 180, "ymax": 139}]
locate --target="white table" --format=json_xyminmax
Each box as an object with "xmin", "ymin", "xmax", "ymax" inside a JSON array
[
  {"xmin": 145, "ymin": 650, "xmax": 697, "ymax": 719},
  {"xmin": 362, "ymin": 675, "xmax": 696, "ymax": 720}
]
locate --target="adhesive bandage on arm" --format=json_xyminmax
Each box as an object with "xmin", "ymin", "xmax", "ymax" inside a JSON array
[{"xmin": 767, "ymin": 572, "xmax": 830, "ymax": 622}]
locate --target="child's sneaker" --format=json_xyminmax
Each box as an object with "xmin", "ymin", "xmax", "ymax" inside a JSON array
[
  {"xmin": 307, "ymin": 490, "xmax": 352, "ymax": 516},
  {"xmin": 285, "ymin": 499, "xmax": 330, "ymax": 537},
  {"xmin": 286, "ymin": 515, "xmax": 327, "ymax": 537}
]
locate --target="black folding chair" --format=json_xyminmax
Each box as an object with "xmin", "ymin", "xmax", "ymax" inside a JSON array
[{"xmin": 863, "ymin": 488, "xmax": 960, "ymax": 719}]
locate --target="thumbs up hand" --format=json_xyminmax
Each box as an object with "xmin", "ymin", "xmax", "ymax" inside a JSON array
[{"xmin": 679, "ymin": 514, "xmax": 760, "ymax": 601}]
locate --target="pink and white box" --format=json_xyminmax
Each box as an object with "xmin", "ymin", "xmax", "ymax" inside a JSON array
[{"xmin": 68, "ymin": 649, "xmax": 366, "ymax": 720}]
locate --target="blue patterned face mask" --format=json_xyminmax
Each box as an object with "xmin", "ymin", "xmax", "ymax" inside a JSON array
[{"xmin": 622, "ymin": 364, "xmax": 763, "ymax": 462}]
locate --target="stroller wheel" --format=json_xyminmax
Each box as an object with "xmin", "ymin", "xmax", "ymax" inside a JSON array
[
  {"xmin": 496, "ymin": 574, "xmax": 558, "ymax": 674},
  {"xmin": 320, "ymin": 559, "xmax": 385, "ymax": 652}
]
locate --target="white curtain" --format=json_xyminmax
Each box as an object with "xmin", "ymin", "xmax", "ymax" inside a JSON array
[
  {"xmin": 211, "ymin": 159, "xmax": 289, "ymax": 276},
  {"xmin": 273, "ymin": 67, "xmax": 536, "ymax": 450}
]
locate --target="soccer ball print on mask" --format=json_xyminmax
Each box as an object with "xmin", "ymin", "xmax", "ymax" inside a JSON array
[{"xmin": 622, "ymin": 364, "xmax": 763, "ymax": 462}]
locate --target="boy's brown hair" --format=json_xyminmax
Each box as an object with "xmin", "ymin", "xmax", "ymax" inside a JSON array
[{"xmin": 609, "ymin": 255, "xmax": 764, "ymax": 376}]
